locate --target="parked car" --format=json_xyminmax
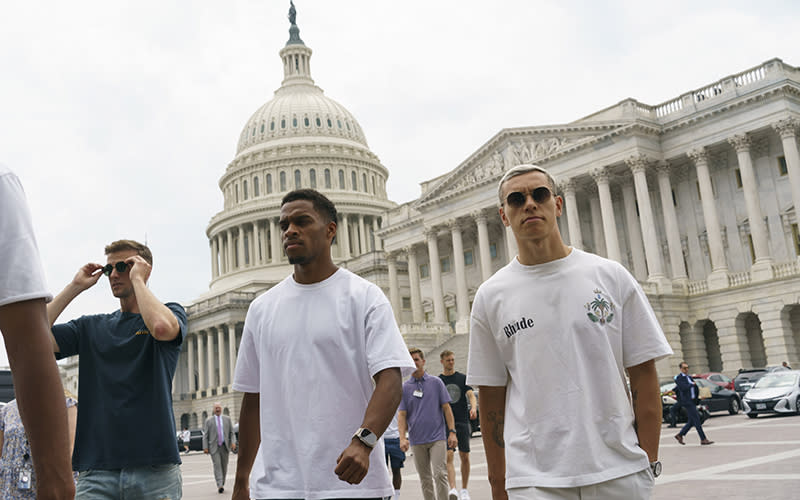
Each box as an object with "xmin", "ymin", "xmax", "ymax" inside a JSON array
[
  {"xmin": 734, "ymin": 366, "xmax": 790, "ymax": 397},
  {"xmin": 693, "ymin": 378, "xmax": 741, "ymax": 414},
  {"xmin": 742, "ymin": 370, "xmax": 800, "ymax": 418},
  {"xmin": 177, "ymin": 429, "xmax": 204, "ymax": 451},
  {"xmin": 693, "ymin": 372, "xmax": 734, "ymax": 391},
  {"xmin": 0, "ymin": 369, "xmax": 14, "ymax": 403}
]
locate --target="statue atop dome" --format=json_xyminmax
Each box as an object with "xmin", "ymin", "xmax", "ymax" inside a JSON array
[{"xmin": 287, "ymin": 1, "xmax": 304, "ymax": 46}]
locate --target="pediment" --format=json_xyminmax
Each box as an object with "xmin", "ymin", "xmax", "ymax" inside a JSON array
[{"xmin": 415, "ymin": 123, "xmax": 625, "ymax": 207}]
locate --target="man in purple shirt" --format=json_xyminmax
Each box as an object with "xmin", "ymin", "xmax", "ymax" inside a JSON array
[{"xmin": 398, "ymin": 348, "xmax": 458, "ymax": 500}]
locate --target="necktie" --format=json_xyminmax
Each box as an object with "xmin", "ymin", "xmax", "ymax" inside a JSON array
[{"xmin": 217, "ymin": 415, "xmax": 224, "ymax": 446}]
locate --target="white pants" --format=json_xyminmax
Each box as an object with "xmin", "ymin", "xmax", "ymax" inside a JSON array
[
  {"xmin": 507, "ymin": 468, "xmax": 654, "ymax": 500},
  {"xmin": 411, "ymin": 440, "xmax": 449, "ymax": 500}
]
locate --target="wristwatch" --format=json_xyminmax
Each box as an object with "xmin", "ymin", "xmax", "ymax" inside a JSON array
[
  {"xmin": 353, "ymin": 427, "xmax": 378, "ymax": 448},
  {"xmin": 448, "ymin": 429, "xmax": 457, "ymax": 434},
  {"xmin": 650, "ymin": 460, "xmax": 662, "ymax": 478}
]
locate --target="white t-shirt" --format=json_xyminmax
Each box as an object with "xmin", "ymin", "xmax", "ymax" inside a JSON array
[
  {"xmin": 233, "ymin": 268, "xmax": 415, "ymax": 500},
  {"xmin": 0, "ymin": 164, "xmax": 51, "ymax": 307},
  {"xmin": 467, "ymin": 248, "xmax": 672, "ymax": 488}
]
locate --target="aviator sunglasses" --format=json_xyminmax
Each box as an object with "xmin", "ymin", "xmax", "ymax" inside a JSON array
[
  {"xmin": 505, "ymin": 186, "xmax": 553, "ymax": 208},
  {"xmin": 102, "ymin": 261, "xmax": 130, "ymax": 276}
]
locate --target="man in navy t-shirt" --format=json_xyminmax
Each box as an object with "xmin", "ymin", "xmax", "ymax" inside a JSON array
[{"xmin": 48, "ymin": 239, "xmax": 186, "ymax": 499}]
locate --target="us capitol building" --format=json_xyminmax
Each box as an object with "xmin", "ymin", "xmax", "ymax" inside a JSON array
[{"xmin": 68, "ymin": 12, "xmax": 800, "ymax": 427}]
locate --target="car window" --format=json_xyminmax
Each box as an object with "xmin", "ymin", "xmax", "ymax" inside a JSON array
[{"xmin": 754, "ymin": 373, "xmax": 798, "ymax": 389}]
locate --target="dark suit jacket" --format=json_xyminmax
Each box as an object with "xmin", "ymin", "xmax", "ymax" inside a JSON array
[
  {"xmin": 674, "ymin": 372, "xmax": 697, "ymax": 405},
  {"xmin": 202, "ymin": 414, "xmax": 235, "ymax": 454}
]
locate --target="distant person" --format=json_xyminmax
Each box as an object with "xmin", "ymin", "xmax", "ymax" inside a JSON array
[
  {"xmin": 468, "ymin": 164, "xmax": 672, "ymax": 499},
  {"xmin": 439, "ymin": 350, "xmax": 478, "ymax": 500},
  {"xmin": 0, "ymin": 164, "xmax": 75, "ymax": 500},
  {"xmin": 674, "ymin": 362, "xmax": 714, "ymax": 446},
  {"xmin": 666, "ymin": 374, "xmax": 679, "ymax": 428},
  {"xmin": 180, "ymin": 427, "xmax": 191, "ymax": 454},
  {"xmin": 0, "ymin": 390, "xmax": 78, "ymax": 498},
  {"xmin": 231, "ymin": 189, "xmax": 415, "ymax": 500},
  {"xmin": 48, "ymin": 239, "xmax": 186, "ymax": 498},
  {"xmin": 203, "ymin": 402, "xmax": 236, "ymax": 494},
  {"xmin": 384, "ymin": 412, "xmax": 405, "ymax": 500},
  {"xmin": 398, "ymin": 348, "xmax": 458, "ymax": 500},
  {"xmin": 783, "ymin": 361, "xmax": 792, "ymax": 370}
]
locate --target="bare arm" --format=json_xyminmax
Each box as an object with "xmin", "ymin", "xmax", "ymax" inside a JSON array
[
  {"xmin": 67, "ymin": 404, "xmax": 77, "ymax": 458},
  {"xmin": 467, "ymin": 388, "xmax": 478, "ymax": 420},
  {"xmin": 479, "ymin": 385, "xmax": 508, "ymax": 500},
  {"xmin": 627, "ymin": 359, "xmax": 662, "ymax": 462},
  {"xmin": 398, "ymin": 410, "xmax": 409, "ymax": 452},
  {"xmin": 0, "ymin": 299, "xmax": 75, "ymax": 500},
  {"xmin": 127, "ymin": 255, "xmax": 180, "ymax": 341},
  {"xmin": 232, "ymin": 393, "xmax": 260, "ymax": 500},
  {"xmin": 442, "ymin": 403, "xmax": 458, "ymax": 449},
  {"xmin": 335, "ymin": 367, "xmax": 402, "ymax": 484},
  {"xmin": 47, "ymin": 263, "xmax": 104, "ymax": 352}
]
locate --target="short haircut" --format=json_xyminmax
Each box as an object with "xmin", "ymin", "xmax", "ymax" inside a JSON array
[
  {"xmin": 679, "ymin": 361, "xmax": 688, "ymax": 368},
  {"xmin": 440, "ymin": 350, "xmax": 454, "ymax": 360},
  {"xmin": 105, "ymin": 239, "xmax": 153, "ymax": 265},
  {"xmin": 409, "ymin": 347, "xmax": 424, "ymax": 360},
  {"xmin": 497, "ymin": 164, "xmax": 558, "ymax": 205},
  {"xmin": 281, "ymin": 189, "xmax": 338, "ymax": 224}
]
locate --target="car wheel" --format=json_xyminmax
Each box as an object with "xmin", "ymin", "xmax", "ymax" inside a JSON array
[
  {"xmin": 747, "ymin": 412, "xmax": 758, "ymax": 419},
  {"xmin": 729, "ymin": 398, "xmax": 740, "ymax": 415},
  {"xmin": 795, "ymin": 397, "xmax": 800, "ymax": 415},
  {"xmin": 699, "ymin": 409, "xmax": 709, "ymax": 424}
]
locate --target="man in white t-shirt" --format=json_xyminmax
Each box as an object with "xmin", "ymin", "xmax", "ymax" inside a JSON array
[
  {"xmin": 231, "ymin": 189, "xmax": 415, "ymax": 500},
  {"xmin": 0, "ymin": 164, "xmax": 75, "ymax": 500},
  {"xmin": 467, "ymin": 164, "xmax": 673, "ymax": 500}
]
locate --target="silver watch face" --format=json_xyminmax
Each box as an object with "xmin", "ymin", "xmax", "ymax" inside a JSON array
[{"xmin": 358, "ymin": 428, "xmax": 377, "ymax": 447}]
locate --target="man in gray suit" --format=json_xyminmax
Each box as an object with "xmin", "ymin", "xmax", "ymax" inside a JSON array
[{"xmin": 203, "ymin": 402, "xmax": 237, "ymax": 493}]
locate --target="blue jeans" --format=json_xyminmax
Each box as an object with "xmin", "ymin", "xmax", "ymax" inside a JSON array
[{"xmin": 76, "ymin": 463, "xmax": 182, "ymax": 499}]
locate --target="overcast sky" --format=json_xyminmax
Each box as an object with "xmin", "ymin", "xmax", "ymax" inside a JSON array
[{"xmin": 1, "ymin": 0, "xmax": 798, "ymax": 367}]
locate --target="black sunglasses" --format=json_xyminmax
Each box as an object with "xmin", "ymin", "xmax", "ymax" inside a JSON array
[
  {"xmin": 102, "ymin": 261, "xmax": 130, "ymax": 276},
  {"xmin": 505, "ymin": 186, "xmax": 553, "ymax": 208}
]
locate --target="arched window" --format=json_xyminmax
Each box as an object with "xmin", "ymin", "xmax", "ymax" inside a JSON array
[
  {"xmin": 266, "ymin": 173, "xmax": 273, "ymax": 194},
  {"xmin": 327, "ymin": 118, "xmax": 333, "ymax": 128},
  {"xmin": 338, "ymin": 170, "xmax": 345, "ymax": 189},
  {"xmin": 281, "ymin": 119, "xmax": 286, "ymax": 129},
  {"xmin": 316, "ymin": 117, "xmax": 321, "ymax": 127},
  {"xmin": 280, "ymin": 171, "xmax": 286, "ymax": 191},
  {"xmin": 310, "ymin": 169, "xmax": 317, "ymax": 189},
  {"xmin": 304, "ymin": 117, "xmax": 310, "ymax": 127},
  {"xmin": 294, "ymin": 169, "xmax": 301, "ymax": 189},
  {"xmin": 351, "ymin": 171, "xmax": 357, "ymax": 191},
  {"xmin": 362, "ymin": 173, "xmax": 367, "ymax": 192},
  {"xmin": 260, "ymin": 123, "xmax": 264, "ymax": 133},
  {"xmin": 371, "ymin": 176, "xmax": 376, "ymax": 195},
  {"xmin": 270, "ymin": 120, "xmax": 275, "ymax": 131},
  {"xmin": 235, "ymin": 184, "xmax": 239, "ymax": 203},
  {"xmin": 292, "ymin": 117, "xmax": 298, "ymax": 128},
  {"xmin": 254, "ymin": 177, "xmax": 260, "ymax": 197},
  {"xmin": 324, "ymin": 169, "xmax": 331, "ymax": 189},
  {"xmin": 243, "ymin": 180, "xmax": 248, "ymax": 200}
]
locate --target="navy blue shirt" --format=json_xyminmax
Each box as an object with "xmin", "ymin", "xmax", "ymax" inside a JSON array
[{"xmin": 53, "ymin": 302, "xmax": 186, "ymax": 471}]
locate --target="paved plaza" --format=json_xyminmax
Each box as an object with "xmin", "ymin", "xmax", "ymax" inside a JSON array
[{"xmin": 181, "ymin": 412, "xmax": 800, "ymax": 499}]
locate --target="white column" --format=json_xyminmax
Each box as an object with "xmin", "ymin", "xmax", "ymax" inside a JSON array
[
  {"xmin": 206, "ymin": 330, "xmax": 216, "ymax": 388},
  {"xmin": 656, "ymin": 162, "xmax": 688, "ymax": 283},
  {"xmin": 228, "ymin": 323, "xmax": 237, "ymax": 386},
  {"xmin": 405, "ymin": 245, "xmax": 423, "ymax": 323},
  {"xmin": 774, "ymin": 119, "xmax": 800, "ymax": 234},
  {"xmin": 196, "ymin": 331, "xmax": 206, "ymax": 391},
  {"xmin": 386, "ymin": 252, "xmax": 400, "ymax": 322},
  {"xmin": 237, "ymin": 225, "xmax": 245, "ymax": 269},
  {"xmin": 425, "ymin": 227, "xmax": 446, "ymax": 323},
  {"xmin": 217, "ymin": 327, "xmax": 228, "ymax": 387},
  {"xmin": 187, "ymin": 334, "xmax": 196, "ymax": 392},
  {"xmin": 253, "ymin": 221, "xmax": 261, "ymax": 265},
  {"xmin": 210, "ymin": 238, "xmax": 219, "ymax": 279},
  {"xmin": 270, "ymin": 218, "xmax": 280, "ymax": 264},
  {"xmin": 372, "ymin": 218, "xmax": 380, "ymax": 251},
  {"xmin": 729, "ymin": 134, "xmax": 774, "ymax": 280},
  {"xmin": 340, "ymin": 214, "xmax": 351, "ymax": 259},
  {"xmin": 449, "ymin": 220, "xmax": 470, "ymax": 324},
  {"xmin": 622, "ymin": 180, "xmax": 647, "ymax": 280},
  {"xmin": 688, "ymin": 148, "xmax": 729, "ymax": 289},
  {"xmin": 626, "ymin": 155, "xmax": 669, "ymax": 289},
  {"xmin": 562, "ymin": 179, "xmax": 583, "ymax": 250},
  {"xmin": 225, "ymin": 230, "xmax": 233, "ymax": 273},
  {"xmin": 505, "ymin": 225, "xmax": 518, "ymax": 263},
  {"xmin": 591, "ymin": 167, "xmax": 621, "ymax": 262},
  {"xmin": 473, "ymin": 211, "xmax": 492, "ymax": 281},
  {"xmin": 358, "ymin": 215, "xmax": 367, "ymax": 255},
  {"xmin": 588, "ymin": 191, "xmax": 606, "ymax": 257}
]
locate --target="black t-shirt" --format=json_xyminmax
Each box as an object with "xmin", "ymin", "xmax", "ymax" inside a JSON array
[{"xmin": 439, "ymin": 371, "xmax": 473, "ymax": 423}]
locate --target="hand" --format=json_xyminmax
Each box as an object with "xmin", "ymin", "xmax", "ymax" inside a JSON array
[
  {"xmin": 470, "ymin": 408, "xmax": 478, "ymax": 420},
  {"xmin": 231, "ymin": 443, "xmax": 237, "ymax": 452},
  {"xmin": 335, "ymin": 440, "xmax": 371, "ymax": 484},
  {"xmin": 125, "ymin": 255, "xmax": 151, "ymax": 284},
  {"xmin": 34, "ymin": 476, "xmax": 76, "ymax": 500},
  {"xmin": 203, "ymin": 448, "xmax": 209, "ymax": 454},
  {"xmin": 399, "ymin": 437, "xmax": 409, "ymax": 452},
  {"xmin": 447, "ymin": 432, "xmax": 458, "ymax": 449},
  {"xmin": 71, "ymin": 263, "xmax": 103, "ymax": 291}
]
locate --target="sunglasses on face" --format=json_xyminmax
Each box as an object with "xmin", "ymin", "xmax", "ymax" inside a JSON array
[
  {"xmin": 102, "ymin": 261, "xmax": 130, "ymax": 276},
  {"xmin": 504, "ymin": 186, "xmax": 553, "ymax": 208}
]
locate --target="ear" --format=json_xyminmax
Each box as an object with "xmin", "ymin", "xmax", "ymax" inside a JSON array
[
  {"xmin": 326, "ymin": 220, "xmax": 337, "ymax": 242},
  {"xmin": 555, "ymin": 195, "xmax": 564, "ymax": 217},
  {"xmin": 499, "ymin": 206, "xmax": 510, "ymax": 227}
]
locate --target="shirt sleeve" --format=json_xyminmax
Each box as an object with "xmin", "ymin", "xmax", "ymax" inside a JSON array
[
  {"xmin": 53, "ymin": 318, "xmax": 82, "ymax": 359},
  {"xmin": 232, "ymin": 299, "xmax": 261, "ymax": 393},
  {"xmin": 363, "ymin": 287, "xmax": 415, "ymax": 378},
  {"xmin": 618, "ymin": 265, "xmax": 674, "ymax": 368},
  {"xmin": 164, "ymin": 303, "xmax": 188, "ymax": 347},
  {"xmin": 466, "ymin": 291, "xmax": 508, "ymax": 387}
]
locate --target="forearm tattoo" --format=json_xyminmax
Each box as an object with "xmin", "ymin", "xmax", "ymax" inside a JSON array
[{"xmin": 488, "ymin": 410, "xmax": 505, "ymax": 448}]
